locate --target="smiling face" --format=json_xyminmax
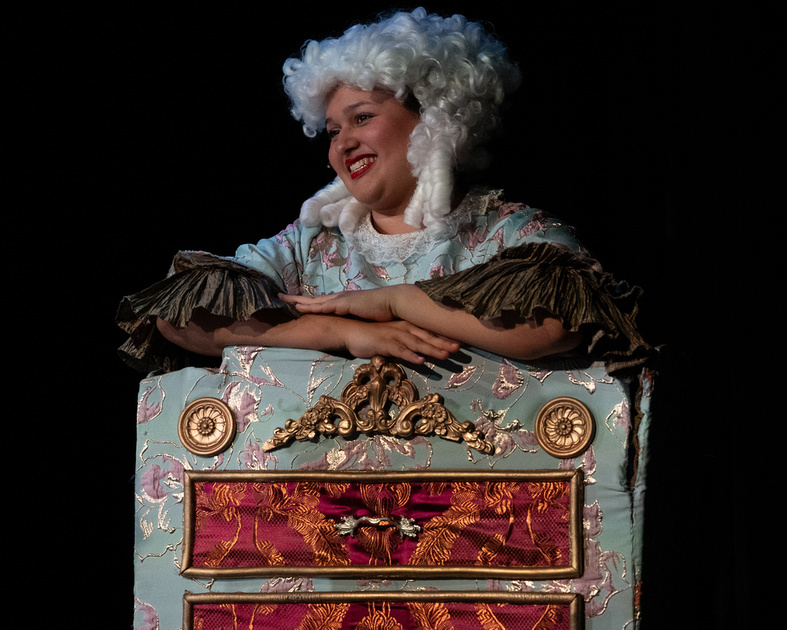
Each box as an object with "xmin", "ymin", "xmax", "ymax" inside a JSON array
[{"xmin": 325, "ymin": 86, "xmax": 421, "ymax": 224}]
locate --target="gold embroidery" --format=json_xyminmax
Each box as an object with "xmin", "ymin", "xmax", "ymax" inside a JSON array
[
  {"xmin": 253, "ymin": 482, "xmax": 351, "ymax": 567},
  {"xmin": 183, "ymin": 589, "xmax": 584, "ymax": 630},
  {"xmin": 528, "ymin": 482, "xmax": 571, "ymax": 518},
  {"xmin": 218, "ymin": 603, "xmax": 238, "ymax": 629},
  {"xmin": 407, "ymin": 600, "xmax": 453, "ymax": 630},
  {"xmin": 182, "ymin": 470, "xmax": 583, "ymax": 579},
  {"xmin": 249, "ymin": 602, "xmax": 278, "ymax": 623},
  {"xmin": 527, "ymin": 482, "xmax": 571, "ymax": 565},
  {"xmin": 422, "ymin": 481, "xmax": 449, "ymax": 497},
  {"xmin": 357, "ymin": 603, "xmax": 404, "ymax": 630},
  {"xmin": 533, "ymin": 604, "xmax": 563, "ymax": 630},
  {"xmin": 325, "ymin": 482, "xmax": 351, "ymax": 498},
  {"xmin": 476, "ymin": 603, "xmax": 507, "ymax": 630},
  {"xmin": 361, "ymin": 483, "xmax": 412, "ymax": 518},
  {"xmin": 194, "ymin": 482, "xmax": 247, "ymax": 568},
  {"xmin": 295, "ymin": 603, "xmax": 350, "ymax": 630},
  {"xmin": 475, "ymin": 483, "xmax": 519, "ymax": 566},
  {"xmin": 477, "ymin": 532, "xmax": 508, "ymax": 566},
  {"xmin": 485, "ymin": 481, "xmax": 519, "ymax": 515},
  {"xmin": 356, "ymin": 483, "xmax": 413, "ymax": 563},
  {"xmin": 409, "ymin": 481, "xmax": 484, "ymax": 566},
  {"xmin": 252, "ymin": 535, "xmax": 285, "ymax": 567}
]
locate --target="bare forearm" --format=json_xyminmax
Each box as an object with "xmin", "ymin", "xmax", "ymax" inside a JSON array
[
  {"xmin": 387, "ymin": 284, "xmax": 582, "ymax": 360},
  {"xmin": 156, "ymin": 307, "xmax": 459, "ymax": 364},
  {"xmin": 156, "ymin": 310, "xmax": 348, "ymax": 357}
]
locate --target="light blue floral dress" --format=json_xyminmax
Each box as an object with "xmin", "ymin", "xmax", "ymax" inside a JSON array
[{"xmin": 118, "ymin": 189, "xmax": 649, "ymax": 373}]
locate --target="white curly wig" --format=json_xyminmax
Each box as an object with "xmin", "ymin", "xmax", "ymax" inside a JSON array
[{"xmin": 283, "ymin": 7, "xmax": 521, "ymax": 235}]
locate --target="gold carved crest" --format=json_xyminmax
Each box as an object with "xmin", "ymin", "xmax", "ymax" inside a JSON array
[{"xmin": 262, "ymin": 356, "xmax": 493, "ymax": 454}]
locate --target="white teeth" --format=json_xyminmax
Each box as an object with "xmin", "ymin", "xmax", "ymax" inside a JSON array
[{"xmin": 350, "ymin": 157, "xmax": 375, "ymax": 173}]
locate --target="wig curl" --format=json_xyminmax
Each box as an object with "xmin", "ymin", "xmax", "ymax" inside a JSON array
[{"xmin": 283, "ymin": 7, "xmax": 521, "ymax": 235}]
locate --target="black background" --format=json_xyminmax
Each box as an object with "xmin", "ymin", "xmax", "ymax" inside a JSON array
[{"xmin": 25, "ymin": 3, "xmax": 773, "ymax": 627}]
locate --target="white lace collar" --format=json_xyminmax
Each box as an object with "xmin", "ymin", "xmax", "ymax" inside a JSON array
[{"xmin": 342, "ymin": 189, "xmax": 496, "ymax": 264}]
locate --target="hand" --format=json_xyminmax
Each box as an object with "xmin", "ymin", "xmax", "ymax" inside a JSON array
[
  {"xmin": 280, "ymin": 288, "xmax": 398, "ymax": 322},
  {"xmin": 341, "ymin": 319, "xmax": 460, "ymax": 365},
  {"xmin": 281, "ymin": 288, "xmax": 460, "ymax": 363}
]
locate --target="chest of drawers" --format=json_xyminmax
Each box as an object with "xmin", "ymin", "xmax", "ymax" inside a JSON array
[{"xmin": 133, "ymin": 346, "xmax": 653, "ymax": 629}]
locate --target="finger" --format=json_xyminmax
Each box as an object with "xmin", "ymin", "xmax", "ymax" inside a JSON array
[
  {"xmin": 406, "ymin": 325, "xmax": 461, "ymax": 353},
  {"xmin": 279, "ymin": 293, "xmax": 345, "ymax": 314},
  {"xmin": 390, "ymin": 326, "xmax": 461, "ymax": 362},
  {"xmin": 295, "ymin": 300, "xmax": 348, "ymax": 316},
  {"xmin": 386, "ymin": 345, "xmax": 427, "ymax": 365},
  {"xmin": 278, "ymin": 293, "xmax": 328, "ymax": 305}
]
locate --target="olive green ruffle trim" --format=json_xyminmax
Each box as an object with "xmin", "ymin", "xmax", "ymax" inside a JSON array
[
  {"xmin": 116, "ymin": 251, "xmax": 297, "ymax": 372},
  {"xmin": 415, "ymin": 242, "xmax": 652, "ymax": 373}
]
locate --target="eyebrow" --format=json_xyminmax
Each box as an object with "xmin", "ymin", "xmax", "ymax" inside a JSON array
[{"xmin": 325, "ymin": 100, "xmax": 376, "ymax": 127}]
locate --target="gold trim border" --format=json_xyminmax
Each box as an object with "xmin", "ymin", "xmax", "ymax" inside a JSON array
[
  {"xmin": 182, "ymin": 469, "xmax": 583, "ymax": 580},
  {"xmin": 183, "ymin": 590, "xmax": 584, "ymax": 630}
]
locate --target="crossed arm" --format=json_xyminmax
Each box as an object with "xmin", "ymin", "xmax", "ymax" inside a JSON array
[{"xmin": 156, "ymin": 283, "xmax": 582, "ymax": 365}]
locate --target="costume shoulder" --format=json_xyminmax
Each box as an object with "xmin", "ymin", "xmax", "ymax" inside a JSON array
[
  {"xmin": 481, "ymin": 192, "xmax": 587, "ymax": 252},
  {"xmin": 232, "ymin": 219, "xmax": 328, "ymax": 293},
  {"xmin": 419, "ymin": 193, "xmax": 651, "ymax": 372},
  {"xmin": 116, "ymin": 220, "xmax": 326, "ymax": 372}
]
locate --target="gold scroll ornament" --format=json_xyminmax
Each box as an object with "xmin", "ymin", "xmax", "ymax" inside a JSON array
[{"xmin": 262, "ymin": 356, "xmax": 494, "ymax": 454}]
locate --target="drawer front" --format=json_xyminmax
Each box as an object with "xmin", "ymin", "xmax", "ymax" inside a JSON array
[
  {"xmin": 182, "ymin": 469, "xmax": 583, "ymax": 579},
  {"xmin": 183, "ymin": 591, "xmax": 584, "ymax": 630}
]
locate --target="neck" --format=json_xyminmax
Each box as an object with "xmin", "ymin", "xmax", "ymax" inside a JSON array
[{"xmin": 370, "ymin": 211, "xmax": 423, "ymax": 235}]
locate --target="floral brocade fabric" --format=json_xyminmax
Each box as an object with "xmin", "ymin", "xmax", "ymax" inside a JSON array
[
  {"xmin": 189, "ymin": 479, "xmax": 573, "ymax": 571},
  {"xmin": 117, "ymin": 189, "xmax": 650, "ymax": 374},
  {"xmin": 189, "ymin": 599, "xmax": 575, "ymax": 630},
  {"xmin": 134, "ymin": 344, "xmax": 654, "ymax": 629}
]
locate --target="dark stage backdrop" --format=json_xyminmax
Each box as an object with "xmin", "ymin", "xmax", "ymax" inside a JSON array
[{"xmin": 33, "ymin": 3, "xmax": 766, "ymax": 627}]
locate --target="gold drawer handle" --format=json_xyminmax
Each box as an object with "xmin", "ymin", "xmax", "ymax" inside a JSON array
[{"xmin": 335, "ymin": 514, "xmax": 421, "ymax": 539}]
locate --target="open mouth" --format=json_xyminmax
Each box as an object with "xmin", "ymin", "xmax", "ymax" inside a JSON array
[{"xmin": 347, "ymin": 156, "xmax": 376, "ymax": 179}]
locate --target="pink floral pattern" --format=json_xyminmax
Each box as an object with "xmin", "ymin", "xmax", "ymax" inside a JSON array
[
  {"xmin": 232, "ymin": 191, "xmax": 586, "ymax": 300},
  {"xmin": 133, "ymin": 345, "xmax": 652, "ymax": 628}
]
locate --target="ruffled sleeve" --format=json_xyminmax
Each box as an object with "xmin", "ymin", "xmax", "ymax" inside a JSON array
[
  {"xmin": 116, "ymin": 251, "xmax": 299, "ymax": 372},
  {"xmin": 415, "ymin": 241, "xmax": 651, "ymax": 372}
]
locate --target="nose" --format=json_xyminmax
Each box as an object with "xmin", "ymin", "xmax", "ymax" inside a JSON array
[{"xmin": 331, "ymin": 127, "xmax": 359, "ymax": 156}]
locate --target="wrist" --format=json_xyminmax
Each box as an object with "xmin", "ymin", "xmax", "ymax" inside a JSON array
[{"xmin": 388, "ymin": 283, "xmax": 420, "ymax": 320}]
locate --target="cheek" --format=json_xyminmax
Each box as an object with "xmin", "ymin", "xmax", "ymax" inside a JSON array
[
  {"xmin": 377, "ymin": 125, "xmax": 412, "ymax": 163},
  {"xmin": 388, "ymin": 117, "xmax": 419, "ymax": 156}
]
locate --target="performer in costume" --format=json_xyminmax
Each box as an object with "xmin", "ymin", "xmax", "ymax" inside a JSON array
[{"xmin": 117, "ymin": 8, "xmax": 649, "ymax": 373}]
